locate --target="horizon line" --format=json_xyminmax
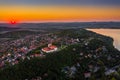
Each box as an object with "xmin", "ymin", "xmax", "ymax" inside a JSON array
[{"xmin": 0, "ymin": 21, "xmax": 120, "ymax": 23}]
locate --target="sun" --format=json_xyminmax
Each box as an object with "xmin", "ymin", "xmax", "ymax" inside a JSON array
[{"xmin": 10, "ymin": 20, "xmax": 17, "ymax": 25}]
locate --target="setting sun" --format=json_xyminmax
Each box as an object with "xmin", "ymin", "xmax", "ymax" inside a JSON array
[{"xmin": 10, "ymin": 20, "xmax": 17, "ymax": 25}]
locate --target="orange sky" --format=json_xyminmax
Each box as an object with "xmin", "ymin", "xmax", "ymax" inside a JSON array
[{"xmin": 0, "ymin": 5, "xmax": 120, "ymax": 22}]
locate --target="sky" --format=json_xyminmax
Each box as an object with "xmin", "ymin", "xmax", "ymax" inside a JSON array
[{"xmin": 0, "ymin": 0, "xmax": 120, "ymax": 22}]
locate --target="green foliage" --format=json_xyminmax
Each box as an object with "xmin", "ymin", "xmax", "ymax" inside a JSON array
[
  {"xmin": 0, "ymin": 44, "xmax": 80, "ymax": 80},
  {"xmin": 88, "ymin": 38, "xmax": 104, "ymax": 50}
]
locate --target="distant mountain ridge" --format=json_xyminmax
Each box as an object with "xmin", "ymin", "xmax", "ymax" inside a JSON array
[
  {"xmin": 0, "ymin": 22, "xmax": 120, "ymax": 30},
  {"xmin": 0, "ymin": 26, "xmax": 21, "ymax": 32}
]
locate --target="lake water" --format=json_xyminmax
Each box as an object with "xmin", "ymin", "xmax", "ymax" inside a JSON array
[{"xmin": 87, "ymin": 29, "xmax": 120, "ymax": 51}]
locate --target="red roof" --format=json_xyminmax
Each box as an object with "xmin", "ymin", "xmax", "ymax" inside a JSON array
[
  {"xmin": 42, "ymin": 47, "xmax": 51, "ymax": 51},
  {"xmin": 42, "ymin": 45, "xmax": 57, "ymax": 51},
  {"xmin": 49, "ymin": 45, "xmax": 57, "ymax": 49}
]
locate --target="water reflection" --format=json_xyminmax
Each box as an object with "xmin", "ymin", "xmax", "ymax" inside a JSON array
[{"xmin": 87, "ymin": 29, "xmax": 120, "ymax": 51}]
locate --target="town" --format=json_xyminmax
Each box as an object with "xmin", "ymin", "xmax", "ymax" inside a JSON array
[
  {"xmin": 0, "ymin": 29, "xmax": 120, "ymax": 80},
  {"xmin": 0, "ymin": 30, "xmax": 83, "ymax": 68}
]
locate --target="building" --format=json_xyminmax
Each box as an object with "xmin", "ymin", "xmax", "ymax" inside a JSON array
[{"xmin": 42, "ymin": 44, "xmax": 58, "ymax": 53}]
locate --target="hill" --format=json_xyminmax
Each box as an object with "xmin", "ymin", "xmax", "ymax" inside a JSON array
[{"xmin": 0, "ymin": 29, "xmax": 120, "ymax": 80}]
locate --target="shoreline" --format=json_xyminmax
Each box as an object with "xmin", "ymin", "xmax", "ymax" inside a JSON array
[{"xmin": 87, "ymin": 29, "xmax": 120, "ymax": 51}]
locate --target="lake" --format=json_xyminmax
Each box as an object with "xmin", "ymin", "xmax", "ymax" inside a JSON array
[{"xmin": 87, "ymin": 29, "xmax": 120, "ymax": 51}]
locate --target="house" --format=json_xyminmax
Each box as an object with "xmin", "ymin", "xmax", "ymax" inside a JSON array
[
  {"xmin": 84, "ymin": 71, "xmax": 91, "ymax": 78},
  {"xmin": 105, "ymin": 69, "xmax": 116, "ymax": 75},
  {"xmin": 42, "ymin": 44, "xmax": 58, "ymax": 53}
]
